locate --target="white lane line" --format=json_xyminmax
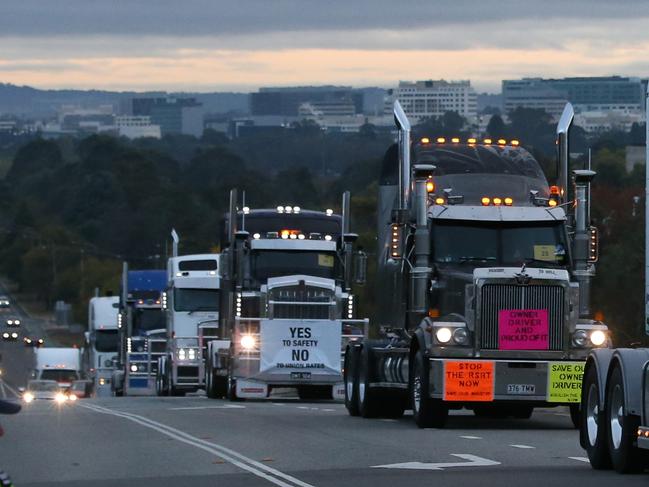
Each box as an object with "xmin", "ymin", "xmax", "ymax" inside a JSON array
[
  {"xmin": 569, "ymin": 457, "xmax": 590, "ymax": 463},
  {"xmin": 168, "ymin": 405, "xmax": 246, "ymax": 411},
  {"xmin": 0, "ymin": 379, "xmax": 19, "ymax": 398},
  {"xmin": 79, "ymin": 403, "xmax": 315, "ymax": 487},
  {"xmin": 509, "ymin": 444, "xmax": 535, "ymax": 449},
  {"xmin": 460, "ymin": 435, "xmax": 482, "ymax": 440},
  {"xmin": 0, "ymin": 381, "xmax": 6, "ymax": 399},
  {"xmin": 321, "ymin": 409, "xmax": 335, "ymax": 412},
  {"xmin": 296, "ymin": 406, "xmax": 309, "ymax": 410},
  {"xmin": 380, "ymin": 419, "xmax": 398, "ymax": 422}
]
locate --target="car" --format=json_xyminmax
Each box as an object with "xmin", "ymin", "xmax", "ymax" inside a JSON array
[
  {"xmin": 21, "ymin": 380, "xmax": 74, "ymax": 403},
  {"xmin": 0, "ymin": 297, "xmax": 9, "ymax": 309},
  {"xmin": 69, "ymin": 380, "xmax": 92, "ymax": 399},
  {"xmin": 5, "ymin": 317, "xmax": 21, "ymax": 327},
  {"xmin": 1, "ymin": 331, "xmax": 18, "ymax": 341},
  {"xmin": 23, "ymin": 337, "xmax": 44, "ymax": 348}
]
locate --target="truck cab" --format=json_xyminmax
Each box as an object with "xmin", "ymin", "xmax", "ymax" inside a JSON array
[
  {"xmin": 112, "ymin": 266, "xmax": 167, "ymax": 396},
  {"xmin": 205, "ymin": 192, "xmax": 368, "ymax": 401},
  {"xmin": 84, "ymin": 296, "xmax": 119, "ymax": 396},
  {"xmin": 155, "ymin": 254, "xmax": 221, "ymax": 396}
]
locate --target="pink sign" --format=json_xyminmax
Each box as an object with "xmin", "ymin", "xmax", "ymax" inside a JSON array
[{"xmin": 498, "ymin": 309, "xmax": 549, "ymax": 350}]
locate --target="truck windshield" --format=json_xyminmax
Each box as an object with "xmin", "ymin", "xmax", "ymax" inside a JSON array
[
  {"xmin": 173, "ymin": 288, "xmax": 220, "ymax": 312},
  {"xmin": 94, "ymin": 329, "xmax": 118, "ymax": 352},
  {"xmin": 251, "ymin": 251, "xmax": 339, "ymax": 282},
  {"xmin": 433, "ymin": 221, "xmax": 568, "ymax": 266},
  {"xmin": 133, "ymin": 308, "xmax": 166, "ymax": 334},
  {"xmin": 40, "ymin": 370, "xmax": 79, "ymax": 382}
]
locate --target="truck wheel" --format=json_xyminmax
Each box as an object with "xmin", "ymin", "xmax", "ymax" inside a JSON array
[
  {"xmin": 411, "ymin": 349, "xmax": 448, "ymax": 428},
  {"xmin": 206, "ymin": 360, "xmax": 218, "ymax": 399},
  {"xmin": 358, "ymin": 344, "xmax": 381, "ymax": 418},
  {"xmin": 582, "ymin": 364, "xmax": 611, "ymax": 469},
  {"xmin": 606, "ymin": 364, "xmax": 647, "ymax": 473},
  {"xmin": 226, "ymin": 369, "xmax": 243, "ymax": 402},
  {"xmin": 344, "ymin": 345, "xmax": 360, "ymax": 416}
]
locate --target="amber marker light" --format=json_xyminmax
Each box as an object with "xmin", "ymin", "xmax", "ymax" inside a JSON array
[
  {"xmin": 481, "ymin": 197, "xmax": 490, "ymax": 206},
  {"xmin": 436, "ymin": 137, "xmax": 446, "ymax": 143},
  {"xmin": 467, "ymin": 138, "xmax": 477, "ymax": 144},
  {"xmin": 504, "ymin": 197, "xmax": 513, "ymax": 206},
  {"xmin": 420, "ymin": 137, "xmax": 430, "ymax": 144},
  {"xmin": 451, "ymin": 137, "xmax": 460, "ymax": 143},
  {"xmin": 435, "ymin": 197, "xmax": 446, "ymax": 205},
  {"xmin": 426, "ymin": 180, "xmax": 435, "ymax": 193},
  {"xmin": 483, "ymin": 138, "xmax": 492, "ymax": 145},
  {"xmin": 510, "ymin": 140, "xmax": 520, "ymax": 146},
  {"xmin": 493, "ymin": 197, "xmax": 503, "ymax": 206},
  {"xmin": 548, "ymin": 199, "xmax": 558, "ymax": 207},
  {"xmin": 497, "ymin": 139, "xmax": 507, "ymax": 145}
]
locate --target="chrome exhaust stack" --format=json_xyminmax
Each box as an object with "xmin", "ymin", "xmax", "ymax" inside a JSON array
[
  {"xmin": 556, "ymin": 103, "xmax": 574, "ymax": 204},
  {"xmin": 393, "ymin": 100, "xmax": 412, "ymax": 217},
  {"xmin": 171, "ymin": 229, "xmax": 179, "ymax": 258}
]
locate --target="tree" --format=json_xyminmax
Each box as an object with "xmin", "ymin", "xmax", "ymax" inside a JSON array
[{"xmin": 486, "ymin": 114, "xmax": 507, "ymax": 139}]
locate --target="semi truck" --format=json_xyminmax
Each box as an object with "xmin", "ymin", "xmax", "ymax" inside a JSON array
[
  {"xmin": 32, "ymin": 348, "xmax": 81, "ymax": 389},
  {"xmin": 156, "ymin": 244, "xmax": 221, "ymax": 396},
  {"xmin": 111, "ymin": 265, "xmax": 167, "ymax": 396},
  {"xmin": 83, "ymin": 296, "xmax": 119, "ymax": 396},
  {"xmin": 342, "ymin": 101, "xmax": 609, "ymax": 426},
  {"xmin": 578, "ymin": 86, "xmax": 649, "ymax": 473},
  {"xmin": 204, "ymin": 190, "xmax": 368, "ymax": 400}
]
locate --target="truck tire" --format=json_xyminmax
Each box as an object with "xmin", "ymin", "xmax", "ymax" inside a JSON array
[
  {"xmin": 358, "ymin": 344, "xmax": 381, "ymax": 418},
  {"xmin": 606, "ymin": 364, "xmax": 647, "ymax": 473},
  {"xmin": 581, "ymin": 364, "xmax": 611, "ymax": 469},
  {"xmin": 226, "ymin": 367, "xmax": 244, "ymax": 402},
  {"xmin": 569, "ymin": 404, "xmax": 580, "ymax": 429},
  {"xmin": 411, "ymin": 349, "xmax": 447, "ymax": 428},
  {"xmin": 344, "ymin": 345, "xmax": 360, "ymax": 416},
  {"xmin": 205, "ymin": 360, "xmax": 218, "ymax": 399},
  {"xmin": 297, "ymin": 386, "xmax": 333, "ymax": 401}
]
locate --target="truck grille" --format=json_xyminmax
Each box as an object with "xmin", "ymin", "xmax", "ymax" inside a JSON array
[
  {"xmin": 270, "ymin": 287, "xmax": 333, "ymax": 320},
  {"xmin": 480, "ymin": 283, "xmax": 565, "ymax": 350}
]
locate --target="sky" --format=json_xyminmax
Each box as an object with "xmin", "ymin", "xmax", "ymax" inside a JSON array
[{"xmin": 1, "ymin": 0, "xmax": 648, "ymax": 93}]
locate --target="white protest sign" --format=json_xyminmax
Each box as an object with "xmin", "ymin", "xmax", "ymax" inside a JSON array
[{"xmin": 260, "ymin": 320, "xmax": 341, "ymax": 375}]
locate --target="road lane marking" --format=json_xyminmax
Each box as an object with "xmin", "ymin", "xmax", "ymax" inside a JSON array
[
  {"xmin": 509, "ymin": 444, "xmax": 535, "ymax": 449},
  {"xmin": 79, "ymin": 403, "xmax": 316, "ymax": 487},
  {"xmin": 0, "ymin": 379, "xmax": 19, "ymax": 398},
  {"xmin": 168, "ymin": 405, "xmax": 246, "ymax": 411},
  {"xmin": 569, "ymin": 457, "xmax": 589, "ymax": 463},
  {"xmin": 460, "ymin": 436, "xmax": 482, "ymax": 440},
  {"xmin": 372, "ymin": 454, "xmax": 501, "ymax": 470},
  {"xmin": 0, "ymin": 381, "xmax": 5, "ymax": 399}
]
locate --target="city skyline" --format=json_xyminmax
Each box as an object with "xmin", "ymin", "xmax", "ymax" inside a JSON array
[{"xmin": 1, "ymin": 1, "xmax": 649, "ymax": 93}]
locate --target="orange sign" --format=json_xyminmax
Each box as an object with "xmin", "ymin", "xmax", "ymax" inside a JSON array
[{"xmin": 444, "ymin": 360, "xmax": 495, "ymax": 402}]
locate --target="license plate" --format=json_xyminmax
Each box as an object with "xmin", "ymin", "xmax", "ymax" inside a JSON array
[
  {"xmin": 507, "ymin": 384, "xmax": 536, "ymax": 395},
  {"xmin": 291, "ymin": 372, "xmax": 311, "ymax": 380}
]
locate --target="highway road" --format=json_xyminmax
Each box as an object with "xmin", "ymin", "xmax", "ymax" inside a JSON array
[
  {"xmin": 0, "ymin": 392, "xmax": 647, "ymax": 487},
  {"xmin": 0, "ymin": 292, "xmax": 646, "ymax": 486}
]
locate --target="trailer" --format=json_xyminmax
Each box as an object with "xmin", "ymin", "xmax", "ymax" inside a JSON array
[
  {"xmin": 33, "ymin": 348, "xmax": 81, "ymax": 389},
  {"xmin": 205, "ymin": 190, "xmax": 368, "ymax": 400},
  {"xmin": 579, "ymin": 85, "xmax": 649, "ymax": 473},
  {"xmin": 342, "ymin": 101, "xmax": 610, "ymax": 426},
  {"xmin": 155, "ymin": 247, "xmax": 221, "ymax": 396}
]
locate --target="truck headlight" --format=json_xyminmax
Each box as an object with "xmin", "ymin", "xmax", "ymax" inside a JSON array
[
  {"xmin": 55, "ymin": 393, "xmax": 67, "ymax": 403},
  {"xmin": 435, "ymin": 327, "xmax": 452, "ymax": 344},
  {"xmin": 452, "ymin": 328, "xmax": 469, "ymax": 345},
  {"xmin": 240, "ymin": 334, "xmax": 256, "ymax": 350},
  {"xmin": 590, "ymin": 330, "xmax": 607, "ymax": 347},
  {"xmin": 23, "ymin": 392, "xmax": 34, "ymax": 403},
  {"xmin": 572, "ymin": 330, "xmax": 589, "ymax": 347},
  {"xmin": 130, "ymin": 364, "xmax": 138, "ymax": 373},
  {"xmin": 188, "ymin": 349, "xmax": 196, "ymax": 360},
  {"xmin": 178, "ymin": 348, "xmax": 187, "ymax": 360}
]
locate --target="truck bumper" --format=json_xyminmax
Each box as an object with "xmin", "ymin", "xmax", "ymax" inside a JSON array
[
  {"xmin": 428, "ymin": 358, "xmax": 585, "ymax": 404},
  {"xmin": 171, "ymin": 360, "xmax": 204, "ymax": 390}
]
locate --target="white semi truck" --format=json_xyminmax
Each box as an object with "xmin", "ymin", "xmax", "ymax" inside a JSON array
[
  {"xmin": 579, "ymin": 85, "xmax": 649, "ymax": 473},
  {"xmin": 155, "ymin": 248, "xmax": 221, "ymax": 396},
  {"xmin": 32, "ymin": 348, "xmax": 81, "ymax": 389},
  {"xmin": 84, "ymin": 296, "xmax": 119, "ymax": 397}
]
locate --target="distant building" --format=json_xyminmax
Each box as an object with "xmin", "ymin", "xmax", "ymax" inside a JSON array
[
  {"xmin": 574, "ymin": 110, "xmax": 645, "ymax": 135},
  {"xmin": 114, "ymin": 115, "xmax": 161, "ymax": 139},
  {"xmin": 298, "ymin": 100, "xmax": 356, "ymax": 118},
  {"xmin": 503, "ymin": 76, "xmax": 645, "ymax": 119},
  {"xmin": 250, "ymin": 86, "xmax": 360, "ymax": 117},
  {"xmin": 395, "ymin": 80, "xmax": 478, "ymax": 123},
  {"xmin": 625, "ymin": 145, "xmax": 645, "ymax": 173},
  {"xmin": 130, "ymin": 97, "xmax": 203, "ymax": 137}
]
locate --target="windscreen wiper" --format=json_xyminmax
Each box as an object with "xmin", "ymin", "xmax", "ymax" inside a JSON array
[
  {"xmin": 458, "ymin": 256, "xmax": 497, "ymax": 264},
  {"xmin": 523, "ymin": 257, "xmax": 564, "ymax": 268}
]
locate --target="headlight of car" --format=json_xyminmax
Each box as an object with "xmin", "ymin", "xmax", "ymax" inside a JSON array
[
  {"xmin": 55, "ymin": 393, "xmax": 67, "ymax": 403},
  {"xmin": 23, "ymin": 392, "xmax": 34, "ymax": 403}
]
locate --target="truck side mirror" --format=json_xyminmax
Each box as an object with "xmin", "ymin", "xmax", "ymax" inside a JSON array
[{"xmin": 353, "ymin": 251, "xmax": 367, "ymax": 285}]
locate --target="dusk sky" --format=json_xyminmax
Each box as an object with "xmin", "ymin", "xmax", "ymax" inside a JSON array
[{"xmin": 1, "ymin": 0, "xmax": 648, "ymax": 93}]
